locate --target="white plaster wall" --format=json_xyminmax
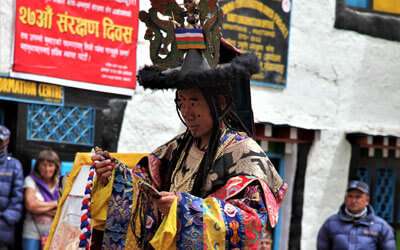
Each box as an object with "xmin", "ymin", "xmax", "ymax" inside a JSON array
[
  {"xmin": 0, "ymin": 0, "xmax": 14, "ymax": 74},
  {"xmin": 252, "ymin": 0, "xmax": 400, "ymax": 135},
  {"xmin": 121, "ymin": 0, "xmax": 400, "ymax": 152},
  {"xmin": 118, "ymin": 0, "xmax": 184, "ymax": 152},
  {"xmin": 117, "ymin": 86, "xmax": 185, "ymax": 152},
  {"xmin": 279, "ymin": 144, "xmax": 298, "ymax": 250},
  {"xmin": 301, "ymin": 130, "xmax": 351, "ymax": 249},
  {"xmin": 284, "ymin": 1, "xmax": 400, "ymax": 249}
]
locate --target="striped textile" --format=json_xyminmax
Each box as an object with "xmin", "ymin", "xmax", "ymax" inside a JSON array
[
  {"xmin": 78, "ymin": 165, "xmax": 95, "ymax": 250},
  {"xmin": 175, "ymin": 28, "xmax": 206, "ymax": 49}
]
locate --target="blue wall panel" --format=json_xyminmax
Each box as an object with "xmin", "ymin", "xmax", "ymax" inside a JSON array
[
  {"xmin": 373, "ymin": 168, "xmax": 395, "ymax": 223},
  {"xmin": 27, "ymin": 104, "xmax": 95, "ymax": 146},
  {"xmin": 346, "ymin": 0, "xmax": 369, "ymax": 8}
]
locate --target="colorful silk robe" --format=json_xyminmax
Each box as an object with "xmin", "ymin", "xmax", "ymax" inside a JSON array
[{"xmin": 101, "ymin": 129, "xmax": 287, "ymax": 249}]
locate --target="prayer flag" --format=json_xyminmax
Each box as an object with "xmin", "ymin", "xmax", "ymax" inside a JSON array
[{"xmin": 175, "ymin": 28, "xmax": 206, "ymax": 49}]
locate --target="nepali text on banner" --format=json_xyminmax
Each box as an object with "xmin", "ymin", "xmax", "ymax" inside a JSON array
[{"xmin": 13, "ymin": 0, "xmax": 139, "ymax": 93}]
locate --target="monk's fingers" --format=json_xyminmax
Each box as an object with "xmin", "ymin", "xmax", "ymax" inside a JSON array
[
  {"xmin": 91, "ymin": 154, "xmax": 104, "ymax": 162},
  {"xmin": 100, "ymin": 177, "xmax": 111, "ymax": 186},
  {"xmin": 156, "ymin": 196, "xmax": 176, "ymax": 211},
  {"xmin": 155, "ymin": 197, "xmax": 170, "ymax": 205},
  {"xmin": 101, "ymin": 171, "xmax": 112, "ymax": 179},
  {"xmin": 93, "ymin": 159, "xmax": 112, "ymax": 169},
  {"xmin": 95, "ymin": 163, "xmax": 114, "ymax": 175},
  {"xmin": 157, "ymin": 204, "xmax": 171, "ymax": 216},
  {"xmin": 159, "ymin": 191, "xmax": 175, "ymax": 197}
]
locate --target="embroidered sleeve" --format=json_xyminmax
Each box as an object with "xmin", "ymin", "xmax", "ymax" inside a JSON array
[
  {"xmin": 211, "ymin": 175, "xmax": 286, "ymax": 228},
  {"xmin": 150, "ymin": 175, "xmax": 283, "ymax": 250},
  {"xmin": 205, "ymin": 137, "xmax": 287, "ymax": 197}
]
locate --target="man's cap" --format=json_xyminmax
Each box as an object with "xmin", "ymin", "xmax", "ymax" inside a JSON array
[
  {"xmin": 0, "ymin": 125, "xmax": 10, "ymax": 141},
  {"xmin": 347, "ymin": 180, "xmax": 369, "ymax": 194}
]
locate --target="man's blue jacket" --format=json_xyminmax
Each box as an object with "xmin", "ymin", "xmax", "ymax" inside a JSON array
[
  {"xmin": 317, "ymin": 204, "xmax": 396, "ymax": 250},
  {"xmin": 0, "ymin": 156, "xmax": 24, "ymax": 246}
]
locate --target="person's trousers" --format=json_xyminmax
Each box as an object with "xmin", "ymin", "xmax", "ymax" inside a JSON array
[
  {"xmin": 22, "ymin": 238, "xmax": 40, "ymax": 250},
  {"xmin": 0, "ymin": 245, "xmax": 9, "ymax": 250}
]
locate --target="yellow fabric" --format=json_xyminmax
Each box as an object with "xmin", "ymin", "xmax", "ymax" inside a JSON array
[
  {"xmin": 374, "ymin": 0, "xmax": 400, "ymax": 15},
  {"xmin": 149, "ymin": 197, "xmax": 226, "ymax": 250},
  {"xmin": 149, "ymin": 198, "xmax": 178, "ymax": 250},
  {"xmin": 45, "ymin": 152, "xmax": 147, "ymax": 250},
  {"xmin": 204, "ymin": 198, "xmax": 226, "ymax": 250},
  {"xmin": 124, "ymin": 174, "xmax": 142, "ymax": 250},
  {"xmin": 91, "ymin": 153, "xmax": 147, "ymax": 229}
]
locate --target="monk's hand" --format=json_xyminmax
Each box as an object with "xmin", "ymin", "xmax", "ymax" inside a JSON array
[
  {"xmin": 91, "ymin": 153, "xmax": 114, "ymax": 186},
  {"xmin": 154, "ymin": 191, "xmax": 178, "ymax": 216}
]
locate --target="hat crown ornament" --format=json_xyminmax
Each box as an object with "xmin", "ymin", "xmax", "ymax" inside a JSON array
[
  {"xmin": 181, "ymin": 49, "xmax": 211, "ymax": 75},
  {"xmin": 139, "ymin": 0, "xmax": 223, "ymax": 70}
]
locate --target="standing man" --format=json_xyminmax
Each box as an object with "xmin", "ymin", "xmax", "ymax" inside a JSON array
[
  {"xmin": 0, "ymin": 125, "xmax": 24, "ymax": 250},
  {"xmin": 317, "ymin": 180, "xmax": 396, "ymax": 250},
  {"xmin": 92, "ymin": 49, "xmax": 287, "ymax": 250},
  {"xmin": 82, "ymin": 0, "xmax": 286, "ymax": 249}
]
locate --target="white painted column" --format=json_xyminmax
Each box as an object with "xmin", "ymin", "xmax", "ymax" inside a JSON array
[
  {"xmin": 0, "ymin": 0, "xmax": 15, "ymax": 74},
  {"xmin": 300, "ymin": 130, "xmax": 351, "ymax": 250},
  {"xmin": 279, "ymin": 144, "xmax": 298, "ymax": 250}
]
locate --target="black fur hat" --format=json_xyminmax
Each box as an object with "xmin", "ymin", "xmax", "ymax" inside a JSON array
[{"xmin": 137, "ymin": 48, "xmax": 260, "ymax": 90}]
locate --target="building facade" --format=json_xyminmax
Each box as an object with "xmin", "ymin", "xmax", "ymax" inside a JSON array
[
  {"xmin": 1, "ymin": 0, "xmax": 398, "ymax": 249},
  {"xmin": 0, "ymin": 0, "xmax": 134, "ymax": 177},
  {"xmin": 119, "ymin": 0, "xmax": 400, "ymax": 249}
]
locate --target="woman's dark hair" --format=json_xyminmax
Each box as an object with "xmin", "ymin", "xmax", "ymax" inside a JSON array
[{"xmin": 33, "ymin": 149, "xmax": 61, "ymax": 184}]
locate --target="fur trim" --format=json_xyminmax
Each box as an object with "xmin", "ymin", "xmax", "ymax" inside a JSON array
[{"xmin": 137, "ymin": 53, "xmax": 259, "ymax": 90}]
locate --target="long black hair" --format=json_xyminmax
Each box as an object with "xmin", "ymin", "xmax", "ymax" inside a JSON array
[
  {"xmin": 139, "ymin": 53, "xmax": 259, "ymax": 196},
  {"xmin": 161, "ymin": 86, "xmax": 250, "ymax": 197}
]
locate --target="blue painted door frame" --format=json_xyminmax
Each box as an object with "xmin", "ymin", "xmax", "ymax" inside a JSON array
[
  {"xmin": 0, "ymin": 109, "xmax": 4, "ymax": 125},
  {"xmin": 346, "ymin": 0, "xmax": 369, "ymax": 8},
  {"xmin": 267, "ymin": 152, "xmax": 285, "ymax": 250}
]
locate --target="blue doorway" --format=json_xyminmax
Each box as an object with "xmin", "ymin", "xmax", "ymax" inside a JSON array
[
  {"xmin": 267, "ymin": 152, "xmax": 285, "ymax": 250},
  {"xmin": 0, "ymin": 108, "xmax": 4, "ymax": 125}
]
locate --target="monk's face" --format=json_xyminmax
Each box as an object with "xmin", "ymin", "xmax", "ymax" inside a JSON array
[{"xmin": 176, "ymin": 88, "xmax": 213, "ymax": 141}]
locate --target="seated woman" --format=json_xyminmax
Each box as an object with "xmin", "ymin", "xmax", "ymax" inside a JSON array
[{"xmin": 23, "ymin": 149, "xmax": 60, "ymax": 250}]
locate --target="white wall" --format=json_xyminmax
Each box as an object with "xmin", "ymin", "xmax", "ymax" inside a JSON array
[
  {"xmin": 273, "ymin": 1, "xmax": 399, "ymax": 249},
  {"xmin": 252, "ymin": 0, "xmax": 400, "ymax": 134},
  {"xmin": 119, "ymin": 1, "xmax": 400, "ymax": 249},
  {"xmin": 122, "ymin": 0, "xmax": 399, "ymax": 152},
  {"xmin": 118, "ymin": 0, "xmax": 184, "ymax": 152},
  {"xmin": 0, "ymin": 0, "xmax": 14, "ymax": 74},
  {"xmin": 301, "ymin": 130, "xmax": 351, "ymax": 249},
  {"xmin": 117, "ymin": 87, "xmax": 184, "ymax": 152}
]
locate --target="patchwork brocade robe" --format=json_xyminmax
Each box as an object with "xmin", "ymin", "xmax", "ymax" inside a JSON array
[{"xmin": 100, "ymin": 129, "xmax": 287, "ymax": 249}]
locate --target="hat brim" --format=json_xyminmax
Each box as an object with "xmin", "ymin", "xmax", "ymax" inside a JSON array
[
  {"xmin": 347, "ymin": 187, "xmax": 369, "ymax": 194},
  {"xmin": 137, "ymin": 53, "xmax": 260, "ymax": 90}
]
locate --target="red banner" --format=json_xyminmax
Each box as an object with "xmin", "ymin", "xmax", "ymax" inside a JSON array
[{"xmin": 13, "ymin": 0, "xmax": 139, "ymax": 93}]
